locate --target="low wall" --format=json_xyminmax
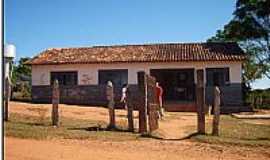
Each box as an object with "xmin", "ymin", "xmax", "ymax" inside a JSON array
[
  {"xmin": 205, "ymin": 83, "xmax": 246, "ymax": 113},
  {"xmin": 32, "ymin": 85, "xmax": 139, "ymax": 108},
  {"xmin": 32, "ymin": 83, "xmax": 245, "ymax": 113}
]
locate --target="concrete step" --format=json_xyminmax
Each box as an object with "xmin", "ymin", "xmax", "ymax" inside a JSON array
[{"xmin": 220, "ymin": 106, "xmax": 253, "ymax": 114}]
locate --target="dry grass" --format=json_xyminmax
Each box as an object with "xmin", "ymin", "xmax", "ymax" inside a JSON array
[
  {"xmin": 5, "ymin": 101, "xmax": 270, "ymax": 147},
  {"xmin": 191, "ymin": 115, "xmax": 270, "ymax": 147},
  {"xmin": 4, "ymin": 113, "xmax": 141, "ymax": 141},
  {"xmin": 27, "ymin": 108, "xmax": 48, "ymax": 124}
]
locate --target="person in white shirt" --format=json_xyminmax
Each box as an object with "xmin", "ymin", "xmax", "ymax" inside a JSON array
[{"xmin": 120, "ymin": 84, "xmax": 128, "ymax": 110}]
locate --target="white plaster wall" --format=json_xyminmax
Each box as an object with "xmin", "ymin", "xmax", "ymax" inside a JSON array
[{"xmin": 31, "ymin": 61, "xmax": 243, "ymax": 86}]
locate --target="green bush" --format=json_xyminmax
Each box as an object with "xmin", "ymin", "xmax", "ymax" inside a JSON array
[
  {"xmin": 12, "ymin": 81, "xmax": 31, "ymax": 102},
  {"xmin": 246, "ymin": 88, "xmax": 270, "ymax": 109}
]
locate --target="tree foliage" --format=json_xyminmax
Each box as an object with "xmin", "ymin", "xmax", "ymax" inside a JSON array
[
  {"xmin": 11, "ymin": 57, "xmax": 31, "ymax": 84},
  {"xmin": 11, "ymin": 57, "xmax": 32, "ymax": 101},
  {"xmin": 208, "ymin": 0, "xmax": 270, "ymax": 86}
]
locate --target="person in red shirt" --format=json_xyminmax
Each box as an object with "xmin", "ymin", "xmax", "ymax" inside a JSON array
[{"xmin": 156, "ymin": 82, "xmax": 164, "ymax": 119}]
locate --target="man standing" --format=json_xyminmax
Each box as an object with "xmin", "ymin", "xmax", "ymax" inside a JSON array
[
  {"xmin": 156, "ymin": 82, "xmax": 164, "ymax": 119},
  {"xmin": 120, "ymin": 84, "xmax": 128, "ymax": 110}
]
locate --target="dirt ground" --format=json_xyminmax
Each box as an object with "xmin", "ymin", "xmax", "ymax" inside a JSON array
[
  {"xmin": 8, "ymin": 101, "xmax": 201, "ymax": 139},
  {"xmin": 6, "ymin": 137, "xmax": 270, "ymax": 160},
  {"xmin": 5, "ymin": 101, "xmax": 270, "ymax": 160}
]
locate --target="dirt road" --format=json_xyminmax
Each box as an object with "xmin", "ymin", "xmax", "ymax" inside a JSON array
[
  {"xmin": 5, "ymin": 102, "xmax": 270, "ymax": 160},
  {"xmin": 6, "ymin": 137, "xmax": 270, "ymax": 160}
]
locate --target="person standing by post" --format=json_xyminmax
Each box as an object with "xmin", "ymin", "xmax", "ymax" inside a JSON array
[
  {"xmin": 120, "ymin": 84, "xmax": 128, "ymax": 110},
  {"xmin": 106, "ymin": 81, "xmax": 115, "ymax": 129},
  {"xmin": 156, "ymin": 82, "xmax": 164, "ymax": 119}
]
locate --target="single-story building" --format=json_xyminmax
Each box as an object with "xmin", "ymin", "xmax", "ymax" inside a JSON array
[{"xmin": 26, "ymin": 42, "xmax": 249, "ymax": 113}]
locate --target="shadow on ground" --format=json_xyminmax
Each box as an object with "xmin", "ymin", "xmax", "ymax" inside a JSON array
[
  {"xmin": 140, "ymin": 132, "xmax": 199, "ymax": 141},
  {"xmin": 68, "ymin": 126, "xmax": 132, "ymax": 133}
]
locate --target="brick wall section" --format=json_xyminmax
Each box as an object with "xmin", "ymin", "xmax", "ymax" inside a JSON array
[
  {"xmin": 205, "ymin": 83, "xmax": 249, "ymax": 113},
  {"xmin": 32, "ymin": 85, "xmax": 53, "ymax": 103},
  {"xmin": 32, "ymin": 84, "xmax": 140, "ymax": 109},
  {"xmin": 32, "ymin": 84, "xmax": 247, "ymax": 113}
]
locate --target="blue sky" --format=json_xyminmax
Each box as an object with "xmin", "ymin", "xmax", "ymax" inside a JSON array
[{"xmin": 4, "ymin": 0, "xmax": 269, "ymax": 89}]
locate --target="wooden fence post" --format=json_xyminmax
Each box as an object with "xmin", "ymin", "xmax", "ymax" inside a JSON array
[
  {"xmin": 52, "ymin": 79, "xmax": 60, "ymax": 126},
  {"xmin": 212, "ymin": 86, "xmax": 221, "ymax": 136},
  {"xmin": 106, "ymin": 81, "xmax": 115, "ymax": 129},
  {"xmin": 4, "ymin": 77, "xmax": 10, "ymax": 121},
  {"xmin": 138, "ymin": 71, "xmax": 148, "ymax": 133},
  {"xmin": 146, "ymin": 75, "xmax": 159, "ymax": 132},
  {"xmin": 126, "ymin": 88, "xmax": 134, "ymax": 132},
  {"xmin": 196, "ymin": 69, "xmax": 205, "ymax": 134}
]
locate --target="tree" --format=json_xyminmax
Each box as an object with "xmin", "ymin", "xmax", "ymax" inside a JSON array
[
  {"xmin": 11, "ymin": 57, "xmax": 32, "ymax": 100},
  {"xmin": 208, "ymin": 0, "xmax": 270, "ymax": 86},
  {"xmin": 11, "ymin": 57, "xmax": 31, "ymax": 84}
]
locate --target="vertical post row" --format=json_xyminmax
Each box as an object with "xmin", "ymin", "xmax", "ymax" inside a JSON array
[{"xmin": 196, "ymin": 69, "xmax": 205, "ymax": 134}]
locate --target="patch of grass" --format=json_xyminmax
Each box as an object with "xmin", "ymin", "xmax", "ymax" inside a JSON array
[
  {"xmin": 4, "ymin": 113, "xmax": 141, "ymax": 141},
  {"xmin": 27, "ymin": 107, "xmax": 48, "ymax": 124},
  {"xmin": 191, "ymin": 115, "xmax": 270, "ymax": 147}
]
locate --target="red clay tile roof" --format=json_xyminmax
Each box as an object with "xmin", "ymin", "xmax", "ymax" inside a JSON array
[{"xmin": 27, "ymin": 42, "xmax": 246, "ymax": 65}]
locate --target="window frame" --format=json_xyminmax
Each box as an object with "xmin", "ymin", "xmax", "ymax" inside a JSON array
[
  {"xmin": 98, "ymin": 69, "xmax": 128, "ymax": 87},
  {"xmin": 206, "ymin": 67, "xmax": 230, "ymax": 86},
  {"xmin": 50, "ymin": 71, "xmax": 78, "ymax": 86}
]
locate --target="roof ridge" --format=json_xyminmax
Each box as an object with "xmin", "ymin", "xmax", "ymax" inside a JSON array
[
  {"xmin": 45, "ymin": 42, "xmax": 238, "ymax": 50},
  {"xmin": 92, "ymin": 42, "xmax": 238, "ymax": 48}
]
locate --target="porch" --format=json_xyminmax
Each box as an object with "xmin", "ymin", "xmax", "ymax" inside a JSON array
[{"xmin": 150, "ymin": 69, "xmax": 196, "ymax": 112}]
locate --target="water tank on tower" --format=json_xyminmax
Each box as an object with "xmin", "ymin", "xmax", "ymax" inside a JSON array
[
  {"xmin": 4, "ymin": 44, "xmax": 16, "ymax": 121},
  {"xmin": 4, "ymin": 44, "xmax": 16, "ymax": 80},
  {"xmin": 4, "ymin": 44, "xmax": 16, "ymax": 59}
]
